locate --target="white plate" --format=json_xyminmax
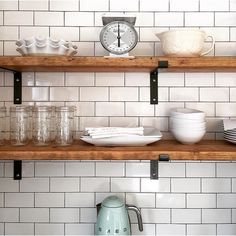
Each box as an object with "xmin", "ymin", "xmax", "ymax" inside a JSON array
[
  {"xmin": 224, "ymin": 133, "xmax": 236, "ymax": 139},
  {"xmin": 224, "ymin": 134, "xmax": 236, "ymax": 139},
  {"xmin": 224, "ymin": 137, "xmax": 236, "ymax": 141},
  {"xmin": 224, "ymin": 131, "xmax": 236, "ymax": 135},
  {"xmin": 224, "ymin": 138, "xmax": 236, "ymax": 144},
  {"xmin": 224, "ymin": 133, "xmax": 236, "ymax": 138},
  {"xmin": 80, "ymin": 127, "xmax": 162, "ymax": 146}
]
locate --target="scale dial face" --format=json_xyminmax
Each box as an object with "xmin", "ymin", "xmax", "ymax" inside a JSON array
[{"xmin": 100, "ymin": 21, "xmax": 138, "ymax": 55}]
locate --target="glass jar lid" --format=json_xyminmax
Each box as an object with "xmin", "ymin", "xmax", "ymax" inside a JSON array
[
  {"xmin": 32, "ymin": 106, "xmax": 52, "ymax": 112},
  {"xmin": 10, "ymin": 105, "xmax": 31, "ymax": 112},
  {"xmin": 55, "ymin": 106, "xmax": 76, "ymax": 112}
]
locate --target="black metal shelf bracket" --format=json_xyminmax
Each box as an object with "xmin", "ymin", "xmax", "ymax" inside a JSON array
[
  {"xmin": 14, "ymin": 72, "xmax": 22, "ymax": 104},
  {"xmin": 14, "ymin": 160, "xmax": 22, "ymax": 180},
  {"xmin": 150, "ymin": 70, "xmax": 158, "ymax": 104},
  {"xmin": 0, "ymin": 67, "xmax": 22, "ymax": 104},
  {"xmin": 150, "ymin": 61, "xmax": 168, "ymax": 104},
  {"xmin": 150, "ymin": 154, "xmax": 170, "ymax": 179}
]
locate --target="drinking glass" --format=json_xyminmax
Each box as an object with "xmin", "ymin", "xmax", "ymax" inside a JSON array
[
  {"xmin": 10, "ymin": 106, "xmax": 30, "ymax": 146},
  {"xmin": 55, "ymin": 106, "xmax": 75, "ymax": 146},
  {"xmin": 0, "ymin": 107, "xmax": 6, "ymax": 145},
  {"xmin": 32, "ymin": 106, "xmax": 52, "ymax": 146}
]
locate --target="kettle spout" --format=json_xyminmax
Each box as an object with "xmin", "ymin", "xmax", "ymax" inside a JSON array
[{"xmin": 96, "ymin": 203, "xmax": 102, "ymax": 216}]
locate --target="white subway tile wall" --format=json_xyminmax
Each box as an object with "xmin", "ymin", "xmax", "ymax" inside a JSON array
[{"xmin": 1, "ymin": 0, "xmax": 236, "ymax": 235}]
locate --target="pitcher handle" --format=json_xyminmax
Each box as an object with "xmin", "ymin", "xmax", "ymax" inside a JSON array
[
  {"xmin": 201, "ymin": 35, "xmax": 215, "ymax": 56},
  {"xmin": 126, "ymin": 204, "xmax": 143, "ymax": 232}
]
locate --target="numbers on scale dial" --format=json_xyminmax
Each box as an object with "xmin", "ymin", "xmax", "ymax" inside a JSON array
[{"xmin": 101, "ymin": 21, "xmax": 138, "ymax": 55}]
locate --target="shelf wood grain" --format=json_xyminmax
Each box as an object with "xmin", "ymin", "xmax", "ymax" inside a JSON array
[
  {"xmin": 0, "ymin": 56, "xmax": 158, "ymax": 72},
  {"xmin": 1, "ymin": 56, "xmax": 236, "ymax": 72},
  {"xmin": 0, "ymin": 140, "xmax": 235, "ymax": 161}
]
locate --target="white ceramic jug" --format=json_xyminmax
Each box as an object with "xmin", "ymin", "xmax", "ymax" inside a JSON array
[{"xmin": 156, "ymin": 29, "xmax": 215, "ymax": 57}]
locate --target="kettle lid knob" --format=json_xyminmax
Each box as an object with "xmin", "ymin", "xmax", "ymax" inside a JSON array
[{"xmin": 102, "ymin": 196, "xmax": 124, "ymax": 208}]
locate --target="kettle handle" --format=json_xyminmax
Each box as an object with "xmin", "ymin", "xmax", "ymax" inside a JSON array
[
  {"xmin": 201, "ymin": 35, "xmax": 215, "ymax": 56},
  {"xmin": 126, "ymin": 204, "xmax": 143, "ymax": 232}
]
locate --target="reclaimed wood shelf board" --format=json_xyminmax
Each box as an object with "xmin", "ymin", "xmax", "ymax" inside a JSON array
[
  {"xmin": 0, "ymin": 140, "xmax": 235, "ymax": 161},
  {"xmin": 0, "ymin": 56, "xmax": 236, "ymax": 72}
]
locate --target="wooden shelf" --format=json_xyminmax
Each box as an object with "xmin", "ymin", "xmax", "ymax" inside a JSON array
[
  {"xmin": 1, "ymin": 56, "xmax": 236, "ymax": 161},
  {"xmin": 1, "ymin": 56, "xmax": 236, "ymax": 72},
  {"xmin": 0, "ymin": 140, "xmax": 235, "ymax": 161}
]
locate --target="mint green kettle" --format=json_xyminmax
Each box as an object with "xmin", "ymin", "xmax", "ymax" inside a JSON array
[{"xmin": 95, "ymin": 195, "xmax": 143, "ymax": 235}]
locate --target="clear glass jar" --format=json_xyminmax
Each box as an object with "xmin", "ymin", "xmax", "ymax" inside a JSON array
[
  {"xmin": 32, "ymin": 106, "xmax": 52, "ymax": 146},
  {"xmin": 0, "ymin": 107, "xmax": 6, "ymax": 145},
  {"xmin": 50, "ymin": 106, "xmax": 56, "ymax": 141},
  {"xmin": 27, "ymin": 105, "xmax": 34, "ymax": 140},
  {"xmin": 55, "ymin": 106, "xmax": 75, "ymax": 146},
  {"xmin": 10, "ymin": 106, "xmax": 30, "ymax": 146}
]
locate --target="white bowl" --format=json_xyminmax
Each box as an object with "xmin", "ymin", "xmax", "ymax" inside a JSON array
[
  {"xmin": 170, "ymin": 119, "xmax": 206, "ymax": 127},
  {"xmin": 171, "ymin": 123, "xmax": 206, "ymax": 129},
  {"xmin": 171, "ymin": 126, "xmax": 206, "ymax": 133},
  {"xmin": 171, "ymin": 129, "xmax": 206, "ymax": 144},
  {"xmin": 171, "ymin": 126, "xmax": 206, "ymax": 131},
  {"xmin": 16, "ymin": 36, "xmax": 78, "ymax": 56},
  {"xmin": 171, "ymin": 115, "xmax": 205, "ymax": 121},
  {"xmin": 170, "ymin": 117, "xmax": 206, "ymax": 124},
  {"xmin": 171, "ymin": 127, "xmax": 206, "ymax": 133},
  {"xmin": 171, "ymin": 124, "xmax": 206, "ymax": 131},
  {"xmin": 170, "ymin": 108, "xmax": 205, "ymax": 120},
  {"xmin": 170, "ymin": 107, "xmax": 205, "ymax": 116},
  {"xmin": 156, "ymin": 29, "xmax": 215, "ymax": 57}
]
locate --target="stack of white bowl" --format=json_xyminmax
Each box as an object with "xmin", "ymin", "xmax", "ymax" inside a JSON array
[
  {"xmin": 16, "ymin": 37, "xmax": 78, "ymax": 56},
  {"xmin": 170, "ymin": 108, "xmax": 206, "ymax": 144}
]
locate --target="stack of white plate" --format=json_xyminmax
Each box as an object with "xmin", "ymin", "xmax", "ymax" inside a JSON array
[
  {"xmin": 223, "ymin": 120, "xmax": 236, "ymax": 144},
  {"xmin": 170, "ymin": 108, "xmax": 206, "ymax": 144},
  {"xmin": 16, "ymin": 36, "xmax": 78, "ymax": 56}
]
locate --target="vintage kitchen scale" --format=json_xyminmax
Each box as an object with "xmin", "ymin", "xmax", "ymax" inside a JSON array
[{"xmin": 100, "ymin": 16, "xmax": 138, "ymax": 58}]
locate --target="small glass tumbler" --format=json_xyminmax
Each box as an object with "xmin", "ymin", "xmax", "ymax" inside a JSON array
[
  {"xmin": 0, "ymin": 107, "xmax": 6, "ymax": 145},
  {"xmin": 10, "ymin": 106, "xmax": 30, "ymax": 146},
  {"xmin": 55, "ymin": 106, "xmax": 75, "ymax": 146},
  {"xmin": 32, "ymin": 106, "xmax": 52, "ymax": 146}
]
